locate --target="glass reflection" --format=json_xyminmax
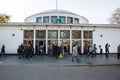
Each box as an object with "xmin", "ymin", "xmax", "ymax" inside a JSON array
[
  {"xmin": 24, "ymin": 30, "xmax": 33, "ymax": 39},
  {"xmin": 36, "ymin": 30, "xmax": 46, "ymax": 39},
  {"xmin": 72, "ymin": 30, "xmax": 81, "ymax": 39},
  {"xmin": 60, "ymin": 40, "xmax": 70, "ymax": 54},
  {"xmin": 48, "ymin": 30, "xmax": 58, "ymax": 39},
  {"xmin": 84, "ymin": 31, "xmax": 92, "ymax": 39},
  {"xmin": 60, "ymin": 30, "xmax": 70, "ymax": 39}
]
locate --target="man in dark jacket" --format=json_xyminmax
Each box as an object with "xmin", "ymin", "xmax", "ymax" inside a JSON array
[
  {"xmin": 105, "ymin": 43, "xmax": 110, "ymax": 58},
  {"xmin": 117, "ymin": 44, "xmax": 120, "ymax": 59},
  {"xmin": 0, "ymin": 45, "xmax": 7, "ymax": 57}
]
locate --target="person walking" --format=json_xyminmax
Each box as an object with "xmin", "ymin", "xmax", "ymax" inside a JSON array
[
  {"xmin": 23, "ymin": 43, "xmax": 29, "ymax": 59},
  {"xmin": 72, "ymin": 44, "xmax": 80, "ymax": 62},
  {"xmin": 84, "ymin": 44, "xmax": 88, "ymax": 54},
  {"xmin": 87, "ymin": 45, "xmax": 94, "ymax": 58},
  {"xmin": 64, "ymin": 46, "xmax": 68, "ymax": 57},
  {"xmin": 93, "ymin": 44, "xmax": 97, "ymax": 56},
  {"xmin": 17, "ymin": 43, "xmax": 24, "ymax": 59},
  {"xmin": 56, "ymin": 46, "xmax": 61, "ymax": 59},
  {"xmin": 105, "ymin": 43, "xmax": 110, "ymax": 58},
  {"xmin": 0, "ymin": 45, "xmax": 7, "ymax": 57},
  {"xmin": 117, "ymin": 44, "xmax": 120, "ymax": 59},
  {"xmin": 27, "ymin": 44, "xmax": 33, "ymax": 60}
]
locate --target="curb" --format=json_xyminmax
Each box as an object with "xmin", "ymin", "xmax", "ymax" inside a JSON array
[{"xmin": 57, "ymin": 63, "xmax": 120, "ymax": 67}]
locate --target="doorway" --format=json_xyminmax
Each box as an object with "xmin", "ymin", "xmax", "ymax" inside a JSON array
[{"xmin": 36, "ymin": 40, "xmax": 46, "ymax": 55}]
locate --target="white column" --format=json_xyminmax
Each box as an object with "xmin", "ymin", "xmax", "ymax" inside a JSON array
[
  {"xmin": 58, "ymin": 29, "xmax": 60, "ymax": 46},
  {"xmin": 33, "ymin": 27, "xmax": 36, "ymax": 54},
  {"xmin": 46, "ymin": 26, "xmax": 48, "ymax": 54},
  {"xmin": 81, "ymin": 29, "xmax": 84, "ymax": 54},
  {"xmin": 72, "ymin": 18, "xmax": 74, "ymax": 24},
  {"xmin": 42, "ymin": 16, "xmax": 43, "ymax": 23},
  {"xmin": 70, "ymin": 27, "xmax": 72, "ymax": 54},
  {"xmin": 66, "ymin": 16, "xmax": 67, "ymax": 23},
  {"xmin": 49, "ymin": 16, "xmax": 51, "ymax": 23}
]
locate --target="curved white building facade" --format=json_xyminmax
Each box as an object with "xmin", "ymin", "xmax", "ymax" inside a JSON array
[
  {"xmin": 24, "ymin": 9, "xmax": 89, "ymax": 24},
  {"xmin": 0, "ymin": 9, "xmax": 120, "ymax": 54}
]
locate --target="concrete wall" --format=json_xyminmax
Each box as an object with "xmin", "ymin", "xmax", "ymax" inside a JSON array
[
  {"xmin": 0, "ymin": 27, "xmax": 23, "ymax": 54},
  {"xmin": 93, "ymin": 28, "xmax": 120, "ymax": 53}
]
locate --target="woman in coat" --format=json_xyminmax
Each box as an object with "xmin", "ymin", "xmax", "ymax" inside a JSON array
[{"xmin": 72, "ymin": 44, "xmax": 80, "ymax": 62}]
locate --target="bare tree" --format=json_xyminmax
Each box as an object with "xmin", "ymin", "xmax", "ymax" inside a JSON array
[
  {"xmin": 109, "ymin": 8, "xmax": 120, "ymax": 25},
  {"xmin": 0, "ymin": 13, "xmax": 11, "ymax": 23}
]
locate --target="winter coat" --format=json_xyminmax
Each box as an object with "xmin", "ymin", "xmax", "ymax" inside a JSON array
[
  {"xmin": 72, "ymin": 46, "xmax": 78, "ymax": 56},
  {"xmin": 118, "ymin": 45, "xmax": 120, "ymax": 53}
]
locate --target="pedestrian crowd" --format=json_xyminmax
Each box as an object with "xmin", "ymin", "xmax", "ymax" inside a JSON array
[
  {"xmin": 17, "ymin": 43, "xmax": 33, "ymax": 60},
  {"xmin": 0, "ymin": 43, "xmax": 120, "ymax": 62}
]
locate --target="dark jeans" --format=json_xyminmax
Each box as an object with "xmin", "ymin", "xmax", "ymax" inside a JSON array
[
  {"xmin": 105, "ymin": 53, "xmax": 109, "ymax": 58},
  {"xmin": 84, "ymin": 51, "xmax": 88, "ymax": 54},
  {"xmin": 0, "ymin": 51, "xmax": 6, "ymax": 56},
  {"xmin": 26, "ymin": 52, "xmax": 33, "ymax": 58},
  {"xmin": 117, "ymin": 53, "xmax": 120, "ymax": 59},
  {"xmin": 72, "ymin": 55, "xmax": 79, "ymax": 62},
  {"xmin": 87, "ymin": 52, "xmax": 94, "ymax": 58},
  {"xmin": 106, "ymin": 49, "xmax": 109, "ymax": 54}
]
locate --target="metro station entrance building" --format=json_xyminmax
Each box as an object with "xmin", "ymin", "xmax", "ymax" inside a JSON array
[{"xmin": 0, "ymin": 9, "xmax": 120, "ymax": 54}]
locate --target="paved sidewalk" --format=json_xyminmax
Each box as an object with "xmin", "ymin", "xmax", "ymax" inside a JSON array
[{"xmin": 0, "ymin": 54, "xmax": 120, "ymax": 66}]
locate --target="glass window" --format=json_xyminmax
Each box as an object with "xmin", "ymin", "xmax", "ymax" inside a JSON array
[
  {"xmin": 59, "ymin": 16, "xmax": 66, "ymax": 23},
  {"xmin": 83, "ymin": 31, "xmax": 93, "ymax": 48},
  {"xmin": 51, "ymin": 16, "xmax": 57, "ymax": 23},
  {"xmin": 89, "ymin": 31, "xmax": 92, "ymax": 39},
  {"xmin": 43, "ymin": 16, "xmax": 49, "ymax": 23},
  {"xmin": 60, "ymin": 30, "xmax": 70, "ymax": 39},
  {"xmin": 67, "ymin": 17, "xmax": 73, "ymax": 24},
  {"xmin": 84, "ymin": 31, "xmax": 89, "ymax": 39},
  {"xmin": 23, "ymin": 40, "xmax": 33, "ymax": 45},
  {"xmin": 60, "ymin": 40, "xmax": 70, "ymax": 54},
  {"xmin": 74, "ymin": 18, "xmax": 79, "ymax": 24},
  {"xmin": 36, "ymin": 17, "xmax": 42, "ymax": 23},
  {"xmin": 72, "ymin": 40, "xmax": 81, "ymax": 45},
  {"xmin": 48, "ymin": 40, "xmax": 58, "ymax": 54},
  {"xmin": 83, "ymin": 40, "xmax": 92, "ymax": 46},
  {"xmin": 84, "ymin": 31, "xmax": 92, "ymax": 39},
  {"xmin": 48, "ymin": 30, "xmax": 58, "ymax": 39},
  {"xmin": 48, "ymin": 40, "xmax": 58, "ymax": 46},
  {"xmin": 36, "ymin": 30, "xmax": 46, "ymax": 39},
  {"xmin": 72, "ymin": 30, "xmax": 81, "ymax": 39},
  {"xmin": 24, "ymin": 30, "xmax": 33, "ymax": 39}
]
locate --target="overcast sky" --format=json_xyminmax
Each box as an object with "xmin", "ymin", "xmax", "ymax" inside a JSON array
[{"xmin": 0, "ymin": 0, "xmax": 120, "ymax": 24}]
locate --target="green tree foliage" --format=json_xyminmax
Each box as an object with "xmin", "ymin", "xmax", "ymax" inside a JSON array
[
  {"xmin": 0, "ymin": 13, "xmax": 10, "ymax": 23},
  {"xmin": 110, "ymin": 8, "xmax": 120, "ymax": 25}
]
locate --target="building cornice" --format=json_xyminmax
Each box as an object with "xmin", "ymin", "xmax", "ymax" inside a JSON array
[{"xmin": 0, "ymin": 22, "xmax": 120, "ymax": 28}]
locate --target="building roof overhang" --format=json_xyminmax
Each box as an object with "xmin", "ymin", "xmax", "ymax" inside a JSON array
[{"xmin": 0, "ymin": 22, "xmax": 120, "ymax": 28}]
